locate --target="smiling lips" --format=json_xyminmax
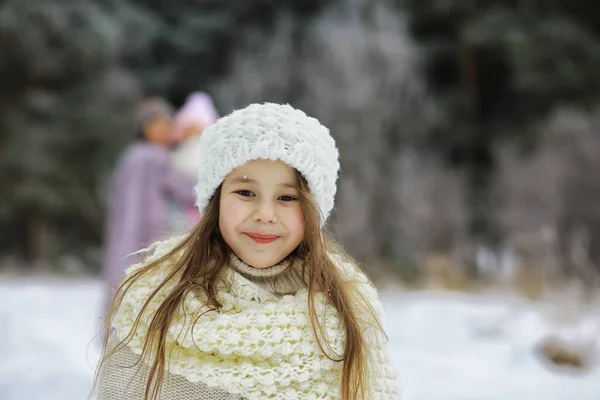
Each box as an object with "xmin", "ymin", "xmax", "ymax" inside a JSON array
[{"xmin": 245, "ymin": 232, "xmax": 281, "ymax": 244}]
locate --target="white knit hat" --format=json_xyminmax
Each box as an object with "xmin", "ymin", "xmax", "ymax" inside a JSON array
[{"xmin": 193, "ymin": 103, "xmax": 340, "ymax": 225}]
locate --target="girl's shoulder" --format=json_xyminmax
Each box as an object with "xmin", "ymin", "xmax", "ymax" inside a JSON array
[
  {"xmin": 329, "ymin": 253, "xmax": 382, "ymax": 306},
  {"xmin": 113, "ymin": 235, "xmax": 189, "ymax": 332},
  {"xmin": 328, "ymin": 253, "xmax": 381, "ymax": 301},
  {"xmin": 328, "ymin": 252, "xmax": 371, "ymax": 285},
  {"xmin": 124, "ymin": 234, "xmax": 187, "ymax": 277},
  {"xmin": 328, "ymin": 252, "xmax": 388, "ymax": 333}
]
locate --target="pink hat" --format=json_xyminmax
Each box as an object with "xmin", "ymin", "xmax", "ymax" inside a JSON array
[{"xmin": 173, "ymin": 92, "xmax": 219, "ymax": 141}]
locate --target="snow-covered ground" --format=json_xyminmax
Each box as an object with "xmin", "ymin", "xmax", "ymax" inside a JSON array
[{"xmin": 1, "ymin": 277, "xmax": 599, "ymax": 400}]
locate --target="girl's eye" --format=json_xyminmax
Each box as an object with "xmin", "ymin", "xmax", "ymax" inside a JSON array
[
  {"xmin": 279, "ymin": 195, "xmax": 297, "ymax": 202},
  {"xmin": 235, "ymin": 190, "xmax": 254, "ymax": 197}
]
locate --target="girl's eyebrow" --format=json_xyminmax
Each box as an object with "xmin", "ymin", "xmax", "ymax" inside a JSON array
[
  {"xmin": 228, "ymin": 176, "xmax": 297, "ymax": 189},
  {"xmin": 279, "ymin": 182, "xmax": 297, "ymax": 189}
]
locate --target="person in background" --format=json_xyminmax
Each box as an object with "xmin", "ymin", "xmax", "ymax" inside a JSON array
[
  {"xmin": 169, "ymin": 92, "xmax": 219, "ymax": 232},
  {"xmin": 102, "ymin": 97, "xmax": 196, "ymax": 313}
]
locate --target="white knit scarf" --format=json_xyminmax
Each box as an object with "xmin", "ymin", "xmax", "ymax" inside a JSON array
[{"xmin": 111, "ymin": 237, "xmax": 399, "ymax": 399}]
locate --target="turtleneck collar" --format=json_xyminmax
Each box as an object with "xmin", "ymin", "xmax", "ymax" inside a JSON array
[
  {"xmin": 229, "ymin": 254, "xmax": 290, "ymax": 278},
  {"xmin": 228, "ymin": 254, "xmax": 307, "ymax": 295}
]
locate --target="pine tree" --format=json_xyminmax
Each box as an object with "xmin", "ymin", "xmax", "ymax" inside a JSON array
[
  {"xmin": 401, "ymin": 0, "xmax": 600, "ymax": 253},
  {"xmin": 0, "ymin": 1, "xmax": 139, "ymax": 264}
]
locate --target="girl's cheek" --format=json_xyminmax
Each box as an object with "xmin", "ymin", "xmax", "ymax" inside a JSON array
[
  {"xmin": 228, "ymin": 197, "xmax": 254, "ymax": 217},
  {"xmin": 284, "ymin": 206, "xmax": 304, "ymax": 227}
]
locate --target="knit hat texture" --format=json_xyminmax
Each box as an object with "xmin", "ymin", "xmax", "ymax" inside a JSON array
[{"xmin": 193, "ymin": 103, "xmax": 339, "ymax": 225}]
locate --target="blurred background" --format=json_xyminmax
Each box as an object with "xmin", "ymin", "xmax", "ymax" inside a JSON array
[{"xmin": 1, "ymin": 0, "xmax": 600, "ymax": 399}]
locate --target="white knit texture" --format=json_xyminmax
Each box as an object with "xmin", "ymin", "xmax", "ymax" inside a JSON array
[
  {"xmin": 193, "ymin": 103, "xmax": 340, "ymax": 225},
  {"xmin": 98, "ymin": 333, "xmax": 242, "ymax": 399},
  {"xmin": 108, "ymin": 237, "xmax": 399, "ymax": 400}
]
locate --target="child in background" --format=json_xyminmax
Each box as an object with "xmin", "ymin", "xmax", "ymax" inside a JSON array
[
  {"xmin": 169, "ymin": 92, "xmax": 219, "ymax": 232},
  {"xmin": 96, "ymin": 103, "xmax": 399, "ymax": 400},
  {"xmin": 101, "ymin": 97, "xmax": 196, "ymax": 314}
]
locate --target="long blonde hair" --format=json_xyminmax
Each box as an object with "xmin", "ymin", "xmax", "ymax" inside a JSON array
[{"xmin": 95, "ymin": 172, "xmax": 384, "ymax": 400}]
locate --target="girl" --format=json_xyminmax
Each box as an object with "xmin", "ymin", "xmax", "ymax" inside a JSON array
[{"xmin": 95, "ymin": 103, "xmax": 399, "ymax": 399}]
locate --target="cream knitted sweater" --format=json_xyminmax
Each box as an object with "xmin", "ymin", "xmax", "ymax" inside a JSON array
[{"xmin": 97, "ymin": 238, "xmax": 399, "ymax": 399}]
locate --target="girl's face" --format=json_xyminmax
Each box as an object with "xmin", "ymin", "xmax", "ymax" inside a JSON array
[
  {"xmin": 144, "ymin": 115, "xmax": 173, "ymax": 146},
  {"xmin": 219, "ymin": 159, "xmax": 305, "ymax": 268}
]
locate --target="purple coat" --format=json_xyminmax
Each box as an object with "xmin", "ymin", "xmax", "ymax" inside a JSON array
[{"xmin": 102, "ymin": 142, "xmax": 195, "ymax": 304}]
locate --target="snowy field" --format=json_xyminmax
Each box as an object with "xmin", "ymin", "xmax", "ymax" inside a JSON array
[{"xmin": 1, "ymin": 276, "xmax": 600, "ymax": 400}]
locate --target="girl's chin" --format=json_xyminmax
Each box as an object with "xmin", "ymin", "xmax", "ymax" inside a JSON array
[{"xmin": 237, "ymin": 253, "xmax": 282, "ymax": 269}]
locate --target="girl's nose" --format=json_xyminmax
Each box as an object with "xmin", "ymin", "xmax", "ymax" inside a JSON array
[{"xmin": 252, "ymin": 200, "xmax": 277, "ymax": 224}]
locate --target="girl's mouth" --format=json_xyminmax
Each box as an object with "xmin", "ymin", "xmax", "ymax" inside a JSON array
[{"xmin": 244, "ymin": 233, "xmax": 280, "ymax": 244}]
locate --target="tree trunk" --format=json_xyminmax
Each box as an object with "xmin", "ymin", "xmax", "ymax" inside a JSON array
[{"xmin": 27, "ymin": 209, "xmax": 48, "ymax": 266}]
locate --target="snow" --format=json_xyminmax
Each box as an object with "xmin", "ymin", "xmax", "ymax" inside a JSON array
[
  {"xmin": 380, "ymin": 290, "xmax": 600, "ymax": 400},
  {"xmin": 1, "ymin": 277, "xmax": 599, "ymax": 400}
]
